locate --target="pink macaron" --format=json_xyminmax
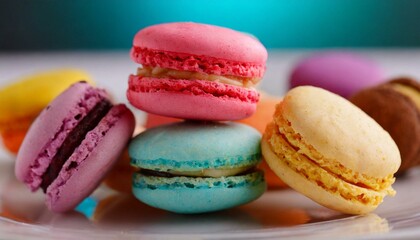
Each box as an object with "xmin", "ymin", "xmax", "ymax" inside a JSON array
[
  {"xmin": 290, "ymin": 52, "xmax": 385, "ymax": 98},
  {"xmin": 15, "ymin": 82, "xmax": 135, "ymax": 212},
  {"xmin": 127, "ymin": 22, "xmax": 268, "ymax": 121}
]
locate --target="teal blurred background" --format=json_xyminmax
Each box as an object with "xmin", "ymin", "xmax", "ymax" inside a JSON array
[{"xmin": 1, "ymin": 0, "xmax": 420, "ymax": 51}]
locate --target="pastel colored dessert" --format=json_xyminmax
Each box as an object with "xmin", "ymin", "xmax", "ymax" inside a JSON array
[
  {"xmin": 129, "ymin": 121, "xmax": 266, "ymax": 214},
  {"xmin": 262, "ymin": 86, "xmax": 401, "ymax": 215},
  {"xmin": 290, "ymin": 52, "xmax": 385, "ymax": 98},
  {"xmin": 0, "ymin": 69, "xmax": 93, "ymax": 154},
  {"xmin": 350, "ymin": 77, "xmax": 420, "ymax": 175},
  {"xmin": 15, "ymin": 82, "xmax": 135, "ymax": 212},
  {"xmin": 128, "ymin": 22, "xmax": 267, "ymax": 121}
]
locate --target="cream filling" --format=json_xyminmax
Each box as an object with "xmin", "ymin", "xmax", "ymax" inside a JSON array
[
  {"xmin": 392, "ymin": 84, "xmax": 420, "ymax": 110},
  {"xmin": 167, "ymin": 165, "xmax": 254, "ymax": 178},
  {"xmin": 137, "ymin": 67, "xmax": 260, "ymax": 88}
]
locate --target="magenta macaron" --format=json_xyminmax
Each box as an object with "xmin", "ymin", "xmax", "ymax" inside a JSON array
[
  {"xmin": 15, "ymin": 82, "xmax": 135, "ymax": 212},
  {"xmin": 290, "ymin": 52, "xmax": 385, "ymax": 98},
  {"xmin": 127, "ymin": 22, "xmax": 268, "ymax": 121}
]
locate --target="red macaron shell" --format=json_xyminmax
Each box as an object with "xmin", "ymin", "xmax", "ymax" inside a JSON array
[
  {"xmin": 46, "ymin": 105, "xmax": 135, "ymax": 212},
  {"xmin": 131, "ymin": 22, "xmax": 267, "ymax": 77},
  {"xmin": 128, "ymin": 76, "xmax": 259, "ymax": 121}
]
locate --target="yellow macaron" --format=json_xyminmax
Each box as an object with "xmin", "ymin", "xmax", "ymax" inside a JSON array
[
  {"xmin": 0, "ymin": 69, "xmax": 93, "ymax": 153},
  {"xmin": 262, "ymin": 86, "xmax": 401, "ymax": 215}
]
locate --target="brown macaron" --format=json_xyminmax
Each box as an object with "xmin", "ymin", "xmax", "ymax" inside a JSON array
[{"xmin": 350, "ymin": 77, "xmax": 420, "ymax": 175}]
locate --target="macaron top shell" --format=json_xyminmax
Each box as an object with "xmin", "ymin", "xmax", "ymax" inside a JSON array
[
  {"xmin": 282, "ymin": 86, "xmax": 400, "ymax": 177},
  {"xmin": 129, "ymin": 121, "xmax": 261, "ymax": 172},
  {"xmin": 132, "ymin": 22, "xmax": 267, "ymax": 64}
]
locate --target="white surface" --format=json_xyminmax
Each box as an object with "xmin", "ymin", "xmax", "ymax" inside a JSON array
[{"xmin": 0, "ymin": 50, "xmax": 420, "ymax": 239}]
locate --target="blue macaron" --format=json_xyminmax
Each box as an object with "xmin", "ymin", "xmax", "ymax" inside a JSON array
[{"xmin": 129, "ymin": 121, "xmax": 266, "ymax": 214}]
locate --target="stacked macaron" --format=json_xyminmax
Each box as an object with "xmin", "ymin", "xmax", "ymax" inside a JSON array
[{"xmin": 127, "ymin": 22, "xmax": 268, "ymax": 213}]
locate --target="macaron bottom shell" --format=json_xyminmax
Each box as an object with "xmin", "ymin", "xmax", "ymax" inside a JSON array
[
  {"xmin": 261, "ymin": 138, "xmax": 378, "ymax": 215},
  {"xmin": 127, "ymin": 76, "xmax": 258, "ymax": 121},
  {"xmin": 132, "ymin": 171, "xmax": 266, "ymax": 214}
]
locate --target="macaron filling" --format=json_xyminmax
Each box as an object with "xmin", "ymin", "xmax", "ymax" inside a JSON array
[
  {"xmin": 136, "ymin": 67, "xmax": 260, "ymax": 88},
  {"xmin": 128, "ymin": 77, "xmax": 260, "ymax": 104},
  {"xmin": 139, "ymin": 165, "xmax": 256, "ymax": 178},
  {"xmin": 391, "ymin": 83, "xmax": 420, "ymax": 109},
  {"xmin": 131, "ymin": 46, "xmax": 266, "ymax": 78},
  {"xmin": 134, "ymin": 170, "xmax": 265, "ymax": 190},
  {"xmin": 40, "ymin": 100, "xmax": 112, "ymax": 192}
]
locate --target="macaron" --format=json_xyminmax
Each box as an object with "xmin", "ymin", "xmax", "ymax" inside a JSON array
[
  {"xmin": 15, "ymin": 82, "xmax": 135, "ymax": 212},
  {"xmin": 128, "ymin": 22, "xmax": 267, "ymax": 121},
  {"xmin": 0, "ymin": 69, "xmax": 94, "ymax": 154},
  {"xmin": 129, "ymin": 121, "xmax": 266, "ymax": 214},
  {"xmin": 350, "ymin": 77, "xmax": 420, "ymax": 175},
  {"xmin": 262, "ymin": 86, "xmax": 401, "ymax": 215},
  {"xmin": 290, "ymin": 52, "xmax": 385, "ymax": 98}
]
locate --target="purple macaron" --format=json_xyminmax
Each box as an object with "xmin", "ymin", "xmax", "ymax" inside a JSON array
[
  {"xmin": 290, "ymin": 52, "xmax": 385, "ymax": 98},
  {"xmin": 15, "ymin": 81, "xmax": 135, "ymax": 212}
]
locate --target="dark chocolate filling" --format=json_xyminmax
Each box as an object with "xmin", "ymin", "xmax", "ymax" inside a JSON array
[{"xmin": 40, "ymin": 100, "xmax": 112, "ymax": 192}]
